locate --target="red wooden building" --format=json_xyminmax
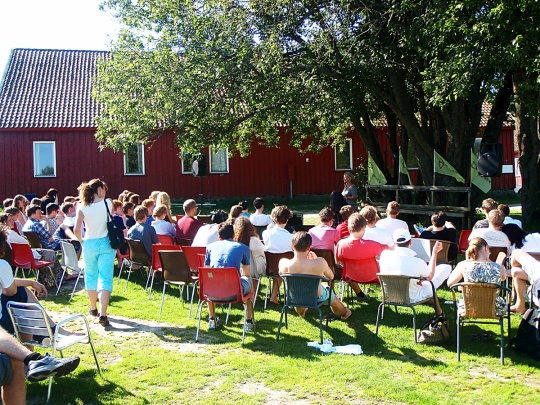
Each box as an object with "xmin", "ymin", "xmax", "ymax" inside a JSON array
[{"xmin": 0, "ymin": 49, "xmax": 516, "ymax": 201}]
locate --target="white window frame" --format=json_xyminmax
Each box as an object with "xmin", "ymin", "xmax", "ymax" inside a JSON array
[
  {"xmin": 123, "ymin": 142, "xmax": 145, "ymax": 175},
  {"xmin": 33, "ymin": 141, "xmax": 57, "ymax": 177},
  {"xmin": 334, "ymin": 138, "xmax": 353, "ymax": 171},
  {"xmin": 209, "ymin": 147, "xmax": 229, "ymax": 173}
]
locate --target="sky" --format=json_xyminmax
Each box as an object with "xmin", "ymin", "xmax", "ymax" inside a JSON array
[{"xmin": 0, "ymin": 0, "xmax": 121, "ymax": 73}]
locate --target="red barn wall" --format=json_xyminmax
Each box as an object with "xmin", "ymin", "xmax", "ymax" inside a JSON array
[{"xmin": 0, "ymin": 126, "xmax": 514, "ymax": 201}]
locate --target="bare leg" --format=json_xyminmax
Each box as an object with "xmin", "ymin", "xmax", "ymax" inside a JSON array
[
  {"xmin": 0, "ymin": 328, "xmax": 32, "ymax": 361},
  {"xmin": 330, "ymin": 297, "xmax": 350, "ymax": 318},
  {"xmin": 98, "ymin": 290, "xmax": 111, "ymax": 317},
  {"xmin": 1, "ymin": 359, "xmax": 26, "ymax": 405},
  {"xmin": 87, "ymin": 290, "xmax": 98, "ymax": 312},
  {"xmin": 294, "ymin": 307, "xmax": 308, "ymax": 317},
  {"xmin": 208, "ymin": 302, "xmax": 216, "ymax": 318},
  {"xmin": 270, "ymin": 279, "xmax": 282, "ymax": 304},
  {"xmin": 511, "ymin": 267, "xmax": 528, "ymax": 314},
  {"xmin": 351, "ymin": 283, "xmax": 361, "ymax": 294}
]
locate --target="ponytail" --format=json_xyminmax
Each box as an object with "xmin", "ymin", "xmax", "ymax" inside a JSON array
[
  {"xmin": 78, "ymin": 178, "xmax": 107, "ymax": 206},
  {"xmin": 466, "ymin": 237, "xmax": 488, "ymax": 261}
]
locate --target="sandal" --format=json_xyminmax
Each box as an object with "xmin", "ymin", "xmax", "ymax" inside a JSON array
[
  {"xmin": 99, "ymin": 316, "xmax": 110, "ymax": 327},
  {"xmin": 88, "ymin": 308, "xmax": 98, "ymax": 317}
]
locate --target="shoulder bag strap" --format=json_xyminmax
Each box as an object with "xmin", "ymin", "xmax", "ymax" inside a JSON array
[{"xmin": 104, "ymin": 199, "xmax": 113, "ymax": 221}]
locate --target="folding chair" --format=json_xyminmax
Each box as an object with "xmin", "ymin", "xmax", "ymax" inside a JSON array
[
  {"xmin": 458, "ymin": 230, "xmax": 472, "ymax": 253},
  {"xmin": 147, "ymin": 244, "xmax": 181, "ymax": 297},
  {"xmin": 195, "ymin": 267, "xmax": 255, "ymax": 344},
  {"xmin": 451, "ymin": 282, "xmax": 511, "ymax": 364},
  {"xmin": 7, "ymin": 301, "xmax": 102, "ymax": 402},
  {"xmin": 264, "ymin": 251, "xmax": 294, "ymax": 309},
  {"xmin": 23, "ymin": 231, "xmax": 43, "ymax": 249},
  {"xmin": 122, "ymin": 239, "xmax": 152, "ymax": 289},
  {"xmin": 60, "ymin": 241, "xmax": 85, "ymax": 301},
  {"xmin": 276, "ymin": 274, "xmax": 330, "ymax": 344},
  {"xmin": 156, "ymin": 234, "xmax": 175, "ymax": 245},
  {"xmin": 10, "ymin": 243, "xmax": 57, "ymax": 289},
  {"xmin": 158, "ymin": 250, "xmax": 197, "ymax": 317},
  {"xmin": 376, "ymin": 273, "xmax": 438, "ymax": 343}
]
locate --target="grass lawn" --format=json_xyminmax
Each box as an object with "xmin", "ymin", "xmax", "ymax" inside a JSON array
[{"xmin": 30, "ymin": 266, "xmax": 540, "ymax": 404}]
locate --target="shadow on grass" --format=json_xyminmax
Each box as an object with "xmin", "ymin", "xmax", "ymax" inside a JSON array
[{"xmin": 27, "ymin": 369, "xmax": 148, "ymax": 405}]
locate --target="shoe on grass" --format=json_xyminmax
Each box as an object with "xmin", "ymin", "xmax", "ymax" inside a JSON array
[
  {"xmin": 208, "ymin": 317, "xmax": 222, "ymax": 331},
  {"xmin": 88, "ymin": 308, "xmax": 98, "ymax": 317},
  {"xmin": 99, "ymin": 316, "xmax": 110, "ymax": 327},
  {"xmin": 243, "ymin": 321, "xmax": 254, "ymax": 333},
  {"xmin": 355, "ymin": 294, "xmax": 370, "ymax": 303},
  {"xmin": 27, "ymin": 354, "xmax": 80, "ymax": 382}
]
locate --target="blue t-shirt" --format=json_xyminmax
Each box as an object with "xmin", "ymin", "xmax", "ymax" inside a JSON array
[{"xmin": 205, "ymin": 239, "xmax": 250, "ymax": 274}]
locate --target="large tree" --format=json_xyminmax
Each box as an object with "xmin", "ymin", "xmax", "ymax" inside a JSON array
[{"xmin": 95, "ymin": 1, "xmax": 537, "ymax": 218}]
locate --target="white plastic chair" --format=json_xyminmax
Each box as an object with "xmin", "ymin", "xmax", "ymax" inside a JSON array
[
  {"xmin": 60, "ymin": 241, "xmax": 85, "ymax": 300},
  {"xmin": 7, "ymin": 301, "xmax": 102, "ymax": 402}
]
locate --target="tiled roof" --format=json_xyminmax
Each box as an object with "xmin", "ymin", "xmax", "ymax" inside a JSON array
[{"xmin": 0, "ymin": 49, "xmax": 109, "ymax": 129}]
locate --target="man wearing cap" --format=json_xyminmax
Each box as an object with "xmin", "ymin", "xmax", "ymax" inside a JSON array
[{"xmin": 379, "ymin": 229, "xmax": 452, "ymax": 314}]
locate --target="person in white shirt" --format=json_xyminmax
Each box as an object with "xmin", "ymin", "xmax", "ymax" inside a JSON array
[
  {"xmin": 469, "ymin": 209, "xmax": 511, "ymax": 248},
  {"xmin": 375, "ymin": 201, "xmax": 409, "ymax": 236},
  {"xmin": 249, "ymin": 197, "xmax": 273, "ymax": 227},
  {"xmin": 262, "ymin": 205, "xmax": 293, "ymax": 304},
  {"xmin": 360, "ymin": 205, "xmax": 394, "ymax": 248},
  {"xmin": 379, "ymin": 229, "xmax": 451, "ymax": 315},
  {"xmin": 192, "ymin": 210, "xmax": 226, "ymax": 247}
]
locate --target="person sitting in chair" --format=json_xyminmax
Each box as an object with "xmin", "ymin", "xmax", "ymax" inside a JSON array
[
  {"xmin": 508, "ymin": 249, "xmax": 540, "ymax": 314},
  {"xmin": 379, "ymin": 229, "xmax": 451, "ymax": 315},
  {"xmin": 127, "ymin": 206, "xmax": 158, "ymax": 260},
  {"xmin": 278, "ymin": 232, "xmax": 351, "ymax": 320},
  {"xmin": 176, "ymin": 199, "xmax": 203, "ymax": 240}
]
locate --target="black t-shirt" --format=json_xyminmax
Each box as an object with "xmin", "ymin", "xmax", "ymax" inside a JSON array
[{"xmin": 420, "ymin": 227, "xmax": 458, "ymax": 261}]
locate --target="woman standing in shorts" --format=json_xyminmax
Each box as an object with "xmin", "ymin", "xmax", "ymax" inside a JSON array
[{"xmin": 74, "ymin": 179, "xmax": 116, "ymax": 327}]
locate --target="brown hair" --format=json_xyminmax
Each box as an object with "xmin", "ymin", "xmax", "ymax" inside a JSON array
[
  {"xmin": 431, "ymin": 211, "xmax": 447, "ymax": 227},
  {"xmin": 112, "ymin": 200, "xmax": 123, "ymax": 211},
  {"xmin": 292, "ymin": 231, "xmax": 311, "ymax": 252},
  {"xmin": 0, "ymin": 225, "xmax": 8, "ymax": 259},
  {"xmin": 229, "ymin": 205, "xmax": 243, "ymax": 219},
  {"xmin": 184, "ymin": 199, "xmax": 197, "ymax": 213},
  {"xmin": 482, "ymin": 198, "xmax": 498, "ymax": 212},
  {"xmin": 134, "ymin": 205, "xmax": 149, "ymax": 221},
  {"xmin": 142, "ymin": 199, "xmax": 155, "ymax": 209},
  {"xmin": 233, "ymin": 217, "xmax": 257, "ymax": 247},
  {"xmin": 271, "ymin": 205, "xmax": 291, "ymax": 225},
  {"xmin": 387, "ymin": 201, "xmax": 400, "ymax": 216},
  {"xmin": 123, "ymin": 202, "xmax": 135, "ymax": 215},
  {"xmin": 466, "ymin": 237, "xmax": 488, "ymax": 261},
  {"xmin": 78, "ymin": 179, "xmax": 107, "ymax": 206},
  {"xmin": 360, "ymin": 205, "xmax": 378, "ymax": 224},
  {"xmin": 348, "ymin": 213, "xmax": 367, "ymax": 233},
  {"xmin": 25, "ymin": 204, "xmax": 42, "ymax": 217},
  {"xmin": 497, "ymin": 204, "xmax": 510, "ymax": 217},
  {"xmin": 340, "ymin": 205, "xmax": 354, "ymax": 221},
  {"xmin": 488, "ymin": 209, "xmax": 505, "ymax": 228},
  {"xmin": 318, "ymin": 207, "xmax": 335, "ymax": 223},
  {"xmin": 129, "ymin": 194, "xmax": 141, "ymax": 205},
  {"xmin": 153, "ymin": 204, "xmax": 169, "ymax": 218}
]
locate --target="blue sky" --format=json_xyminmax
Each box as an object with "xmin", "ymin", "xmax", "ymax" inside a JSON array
[{"xmin": 0, "ymin": 0, "xmax": 120, "ymax": 73}]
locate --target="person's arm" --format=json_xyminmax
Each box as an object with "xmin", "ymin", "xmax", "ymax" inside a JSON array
[
  {"xmin": 447, "ymin": 262, "xmax": 464, "ymax": 287},
  {"xmin": 321, "ymin": 258, "xmax": 334, "ymax": 280},
  {"xmin": 3, "ymin": 278, "xmax": 47, "ymax": 299},
  {"xmin": 278, "ymin": 258, "xmax": 288, "ymax": 275},
  {"xmin": 425, "ymin": 241, "xmax": 443, "ymax": 281},
  {"xmin": 74, "ymin": 208, "xmax": 85, "ymax": 243}
]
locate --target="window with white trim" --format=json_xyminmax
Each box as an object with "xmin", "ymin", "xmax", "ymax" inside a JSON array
[
  {"xmin": 33, "ymin": 141, "xmax": 56, "ymax": 177},
  {"xmin": 209, "ymin": 147, "xmax": 229, "ymax": 173},
  {"xmin": 334, "ymin": 139, "xmax": 352, "ymax": 170},
  {"xmin": 124, "ymin": 142, "xmax": 145, "ymax": 175}
]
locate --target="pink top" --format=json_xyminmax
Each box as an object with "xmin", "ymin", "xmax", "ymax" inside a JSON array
[
  {"xmin": 308, "ymin": 224, "xmax": 340, "ymax": 250},
  {"xmin": 336, "ymin": 237, "xmax": 387, "ymax": 261}
]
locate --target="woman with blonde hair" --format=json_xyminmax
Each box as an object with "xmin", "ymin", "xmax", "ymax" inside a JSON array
[
  {"xmin": 228, "ymin": 205, "xmax": 243, "ymax": 224},
  {"xmin": 155, "ymin": 192, "xmax": 173, "ymax": 222},
  {"xmin": 233, "ymin": 217, "xmax": 266, "ymax": 293},
  {"xmin": 447, "ymin": 237, "xmax": 507, "ymax": 315},
  {"xmin": 74, "ymin": 179, "xmax": 116, "ymax": 327}
]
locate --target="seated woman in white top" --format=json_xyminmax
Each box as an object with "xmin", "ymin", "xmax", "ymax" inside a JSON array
[
  {"xmin": 447, "ymin": 237, "xmax": 507, "ymax": 315},
  {"xmin": 233, "ymin": 217, "xmax": 266, "ymax": 293}
]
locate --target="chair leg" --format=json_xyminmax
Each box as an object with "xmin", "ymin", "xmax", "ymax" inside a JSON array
[
  {"xmin": 317, "ymin": 309, "xmax": 324, "ymax": 344},
  {"xmin": 225, "ymin": 304, "xmax": 232, "ymax": 325},
  {"xmin": 500, "ymin": 318, "xmax": 505, "ymax": 365},
  {"xmin": 125, "ymin": 263, "xmax": 133, "ymax": 289},
  {"xmin": 69, "ymin": 270, "xmax": 84, "ymax": 303},
  {"xmin": 56, "ymin": 267, "xmax": 67, "ymax": 296},
  {"xmin": 159, "ymin": 282, "xmax": 167, "ymax": 317},
  {"xmin": 457, "ymin": 317, "xmax": 461, "ymax": 362},
  {"xmin": 188, "ymin": 281, "xmax": 199, "ymax": 319},
  {"xmin": 264, "ymin": 277, "xmax": 270, "ymax": 310},
  {"xmin": 375, "ymin": 303, "xmax": 384, "ymax": 336},
  {"xmin": 195, "ymin": 301, "xmax": 204, "ymax": 342},
  {"xmin": 276, "ymin": 308, "xmax": 286, "ymax": 341},
  {"xmin": 412, "ymin": 307, "xmax": 418, "ymax": 343},
  {"xmin": 83, "ymin": 318, "xmax": 103, "ymax": 377}
]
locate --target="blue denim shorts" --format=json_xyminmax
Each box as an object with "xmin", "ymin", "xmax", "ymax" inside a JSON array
[{"xmin": 0, "ymin": 353, "xmax": 12, "ymax": 386}]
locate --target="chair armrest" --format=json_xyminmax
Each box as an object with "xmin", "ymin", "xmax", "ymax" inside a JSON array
[{"xmin": 54, "ymin": 313, "xmax": 89, "ymax": 339}]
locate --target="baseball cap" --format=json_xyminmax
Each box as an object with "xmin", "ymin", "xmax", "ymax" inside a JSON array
[{"xmin": 393, "ymin": 229, "xmax": 412, "ymax": 244}]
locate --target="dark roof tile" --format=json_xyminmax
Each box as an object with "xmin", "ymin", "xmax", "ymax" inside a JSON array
[{"xmin": 0, "ymin": 49, "xmax": 109, "ymax": 129}]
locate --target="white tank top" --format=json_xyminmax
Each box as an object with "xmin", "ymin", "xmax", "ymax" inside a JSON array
[{"xmin": 78, "ymin": 199, "xmax": 112, "ymax": 240}]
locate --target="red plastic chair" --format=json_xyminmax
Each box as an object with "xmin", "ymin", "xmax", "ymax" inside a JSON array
[
  {"xmin": 458, "ymin": 230, "xmax": 472, "ymax": 253},
  {"xmin": 341, "ymin": 257, "xmax": 380, "ymax": 305},
  {"xmin": 10, "ymin": 243, "xmax": 56, "ymax": 287},
  {"xmin": 195, "ymin": 267, "xmax": 255, "ymax": 344},
  {"xmin": 157, "ymin": 234, "xmax": 175, "ymax": 245},
  {"xmin": 197, "ymin": 253, "xmax": 205, "ymax": 268},
  {"xmin": 147, "ymin": 244, "xmax": 181, "ymax": 297},
  {"xmin": 182, "ymin": 246, "xmax": 207, "ymax": 274},
  {"xmin": 116, "ymin": 248, "xmax": 130, "ymax": 279}
]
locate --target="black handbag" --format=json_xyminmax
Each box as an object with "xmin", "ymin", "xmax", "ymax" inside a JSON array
[{"xmin": 105, "ymin": 200, "xmax": 125, "ymax": 250}]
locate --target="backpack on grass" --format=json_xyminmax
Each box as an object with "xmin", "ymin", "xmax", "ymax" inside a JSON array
[{"xmin": 513, "ymin": 308, "xmax": 540, "ymax": 360}]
